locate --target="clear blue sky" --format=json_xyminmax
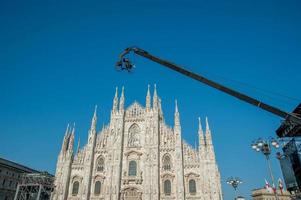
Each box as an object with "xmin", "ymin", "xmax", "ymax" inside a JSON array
[{"xmin": 0, "ymin": 0, "xmax": 300, "ymax": 199}]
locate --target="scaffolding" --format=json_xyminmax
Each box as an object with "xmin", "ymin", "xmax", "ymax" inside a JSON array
[{"xmin": 14, "ymin": 172, "xmax": 54, "ymax": 200}]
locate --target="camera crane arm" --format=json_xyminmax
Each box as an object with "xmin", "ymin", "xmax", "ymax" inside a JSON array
[{"xmin": 116, "ymin": 47, "xmax": 301, "ymax": 127}]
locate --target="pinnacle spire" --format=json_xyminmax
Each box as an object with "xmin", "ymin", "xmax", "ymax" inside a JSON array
[
  {"xmin": 119, "ymin": 86, "xmax": 125, "ymax": 112},
  {"xmin": 174, "ymin": 99, "xmax": 180, "ymax": 127},
  {"xmin": 76, "ymin": 137, "xmax": 80, "ymax": 154},
  {"xmin": 93, "ymin": 105, "xmax": 97, "ymax": 117},
  {"xmin": 158, "ymin": 98, "xmax": 163, "ymax": 115},
  {"xmin": 113, "ymin": 87, "xmax": 118, "ymax": 112},
  {"xmin": 175, "ymin": 99, "xmax": 179, "ymax": 113},
  {"xmin": 198, "ymin": 117, "xmax": 206, "ymax": 146},
  {"xmin": 68, "ymin": 123, "xmax": 75, "ymax": 152},
  {"xmin": 206, "ymin": 116, "xmax": 210, "ymax": 132},
  {"xmin": 147, "ymin": 84, "xmax": 150, "ymax": 93},
  {"xmin": 205, "ymin": 116, "xmax": 213, "ymax": 146},
  {"xmin": 153, "ymin": 84, "xmax": 158, "ymax": 109},
  {"xmin": 64, "ymin": 123, "xmax": 70, "ymax": 137},
  {"xmin": 146, "ymin": 84, "xmax": 151, "ymax": 110},
  {"xmin": 198, "ymin": 117, "xmax": 203, "ymax": 134},
  {"xmin": 71, "ymin": 122, "xmax": 75, "ymax": 135},
  {"xmin": 91, "ymin": 106, "xmax": 97, "ymax": 129},
  {"xmin": 69, "ymin": 134, "xmax": 74, "ymax": 152},
  {"xmin": 88, "ymin": 107, "xmax": 97, "ymax": 145},
  {"xmin": 61, "ymin": 123, "xmax": 70, "ymax": 153}
]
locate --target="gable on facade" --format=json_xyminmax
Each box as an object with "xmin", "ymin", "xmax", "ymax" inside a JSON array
[{"xmin": 125, "ymin": 102, "xmax": 145, "ymax": 121}]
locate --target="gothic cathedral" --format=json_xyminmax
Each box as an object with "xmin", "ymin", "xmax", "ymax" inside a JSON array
[{"xmin": 52, "ymin": 85, "xmax": 223, "ymax": 200}]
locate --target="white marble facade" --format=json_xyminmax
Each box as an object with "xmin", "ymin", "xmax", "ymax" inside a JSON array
[{"xmin": 52, "ymin": 85, "xmax": 223, "ymax": 200}]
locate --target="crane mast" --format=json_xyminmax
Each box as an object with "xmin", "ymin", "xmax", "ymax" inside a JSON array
[{"xmin": 116, "ymin": 47, "xmax": 301, "ymax": 134}]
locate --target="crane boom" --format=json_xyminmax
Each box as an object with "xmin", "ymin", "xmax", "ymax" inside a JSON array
[{"xmin": 116, "ymin": 47, "xmax": 301, "ymax": 128}]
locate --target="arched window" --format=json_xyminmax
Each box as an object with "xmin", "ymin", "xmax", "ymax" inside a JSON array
[
  {"xmin": 94, "ymin": 181, "xmax": 101, "ymax": 195},
  {"xmin": 162, "ymin": 154, "xmax": 171, "ymax": 171},
  {"xmin": 97, "ymin": 157, "xmax": 104, "ymax": 172},
  {"xmin": 128, "ymin": 161, "xmax": 137, "ymax": 176},
  {"xmin": 72, "ymin": 181, "xmax": 79, "ymax": 196},
  {"xmin": 128, "ymin": 124, "xmax": 140, "ymax": 147},
  {"xmin": 164, "ymin": 180, "xmax": 171, "ymax": 195},
  {"xmin": 189, "ymin": 179, "xmax": 196, "ymax": 194}
]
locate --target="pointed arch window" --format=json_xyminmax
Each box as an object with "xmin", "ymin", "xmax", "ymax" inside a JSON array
[
  {"xmin": 94, "ymin": 181, "xmax": 101, "ymax": 195},
  {"xmin": 189, "ymin": 179, "xmax": 196, "ymax": 194},
  {"xmin": 97, "ymin": 157, "xmax": 104, "ymax": 172},
  {"xmin": 128, "ymin": 160, "xmax": 137, "ymax": 176},
  {"xmin": 72, "ymin": 181, "xmax": 79, "ymax": 196},
  {"xmin": 128, "ymin": 124, "xmax": 140, "ymax": 147},
  {"xmin": 164, "ymin": 180, "xmax": 171, "ymax": 195},
  {"xmin": 162, "ymin": 154, "xmax": 172, "ymax": 171}
]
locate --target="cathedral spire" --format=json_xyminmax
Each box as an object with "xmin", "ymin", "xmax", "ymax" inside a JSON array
[
  {"xmin": 158, "ymin": 98, "xmax": 163, "ymax": 118},
  {"xmin": 76, "ymin": 137, "xmax": 80, "ymax": 154},
  {"xmin": 119, "ymin": 86, "xmax": 125, "ymax": 112},
  {"xmin": 88, "ymin": 106, "xmax": 97, "ymax": 146},
  {"xmin": 71, "ymin": 122, "xmax": 75, "ymax": 135},
  {"xmin": 68, "ymin": 123, "xmax": 75, "ymax": 152},
  {"xmin": 146, "ymin": 84, "xmax": 151, "ymax": 111},
  {"xmin": 64, "ymin": 123, "xmax": 70, "ymax": 137},
  {"xmin": 91, "ymin": 105, "xmax": 97, "ymax": 131},
  {"xmin": 174, "ymin": 100, "xmax": 181, "ymax": 128},
  {"xmin": 198, "ymin": 117, "xmax": 206, "ymax": 159},
  {"xmin": 153, "ymin": 84, "xmax": 158, "ymax": 109},
  {"xmin": 112, "ymin": 87, "xmax": 118, "ymax": 113},
  {"xmin": 206, "ymin": 116, "xmax": 210, "ymax": 132},
  {"xmin": 205, "ymin": 116, "xmax": 212, "ymax": 144},
  {"xmin": 61, "ymin": 123, "xmax": 70, "ymax": 153},
  {"xmin": 198, "ymin": 117, "xmax": 205, "ymax": 146},
  {"xmin": 205, "ymin": 117, "xmax": 216, "ymax": 161}
]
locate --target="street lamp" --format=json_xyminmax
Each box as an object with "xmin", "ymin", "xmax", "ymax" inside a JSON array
[
  {"xmin": 251, "ymin": 138, "xmax": 280, "ymax": 200},
  {"xmin": 227, "ymin": 177, "xmax": 243, "ymax": 199}
]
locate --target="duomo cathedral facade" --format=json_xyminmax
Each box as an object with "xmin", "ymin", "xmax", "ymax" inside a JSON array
[{"xmin": 52, "ymin": 85, "xmax": 223, "ymax": 200}]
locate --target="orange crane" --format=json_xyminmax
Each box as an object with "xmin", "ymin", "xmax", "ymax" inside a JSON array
[{"xmin": 116, "ymin": 47, "xmax": 301, "ymax": 137}]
